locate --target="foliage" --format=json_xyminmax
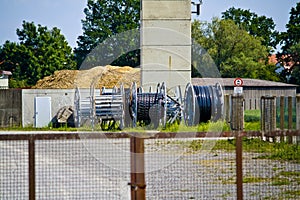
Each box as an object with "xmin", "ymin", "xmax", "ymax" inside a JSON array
[
  {"xmin": 277, "ymin": 2, "xmax": 300, "ymax": 85},
  {"xmin": 280, "ymin": 2, "xmax": 300, "ymax": 52},
  {"xmin": 288, "ymin": 43, "xmax": 300, "ymax": 85},
  {"xmin": 222, "ymin": 7, "xmax": 279, "ymax": 50},
  {"xmin": 0, "ymin": 21, "xmax": 76, "ymax": 87},
  {"xmin": 74, "ymin": 0, "xmax": 140, "ymax": 68},
  {"xmin": 192, "ymin": 19, "xmax": 280, "ymax": 81}
]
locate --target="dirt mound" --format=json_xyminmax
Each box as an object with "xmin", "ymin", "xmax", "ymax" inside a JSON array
[{"xmin": 33, "ymin": 65, "xmax": 140, "ymax": 89}]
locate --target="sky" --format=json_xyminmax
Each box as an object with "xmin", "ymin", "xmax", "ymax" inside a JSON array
[{"xmin": 0, "ymin": 0, "xmax": 298, "ymax": 49}]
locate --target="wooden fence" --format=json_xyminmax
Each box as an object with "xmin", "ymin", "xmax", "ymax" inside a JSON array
[
  {"xmin": 0, "ymin": 89, "xmax": 22, "ymax": 127},
  {"xmin": 0, "ymin": 130, "xmax": 299, "ymax": 200},
  {"xmin": 226, "ymin": 94, "xmax": 300, "ymax": 139},
  {"xmin": 0, "ymin": 94, "xmax": 299, "ymax": 199}
]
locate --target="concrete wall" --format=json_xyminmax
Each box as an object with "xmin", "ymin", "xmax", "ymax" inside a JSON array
[
  {"xmin": 0, "ymin": 89, "xmax": 22, "ymax": 127},
  {"xmin": 22, "ymin": 89, "xmax": 93, "ymax": 127},
  {"xmin": 141, "ymin": 0, "xmax": 191, "ymax": 91}
]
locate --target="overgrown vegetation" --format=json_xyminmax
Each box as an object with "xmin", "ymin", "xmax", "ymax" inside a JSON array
[
  {"xmin": 244, "ymin": 109, "xmax": 261, "ymax": 131},
  {"xmin": 188, "ymin": 138, "xmax": 300, "ymax": 163},
  {"xmin": 161, "ymin": 120, "xmax": 231, "ymax": 132}
]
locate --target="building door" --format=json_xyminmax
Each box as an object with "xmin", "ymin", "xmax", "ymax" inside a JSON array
[{"xmin": 34, "ymin": 97, "xmax": 51, "ymax": 128}]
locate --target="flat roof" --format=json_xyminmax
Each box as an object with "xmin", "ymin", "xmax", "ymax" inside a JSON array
[
  {"xmin": 192, "ymin": 78, "xmax": 298, "ymax": 87},
  {"xmin": 0, "ymin": 70, "xmax": 12, "ymax": 75}
]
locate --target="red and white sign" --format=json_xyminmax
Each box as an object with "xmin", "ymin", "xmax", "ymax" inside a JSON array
[{"xmin": 234, "ymin": 78, "xmax": 243, "ymax": 87}]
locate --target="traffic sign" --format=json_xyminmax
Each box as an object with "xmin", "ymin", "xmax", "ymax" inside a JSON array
[{"xmin": 234, "ymin": 78, "xmax": 243, "ymax": 87}]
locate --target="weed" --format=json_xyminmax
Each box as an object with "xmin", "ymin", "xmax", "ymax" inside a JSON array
[
  {"xmin": 279, "ymin": 171, "xmax": 300, "ymax": 177},
  {"xmin": 189, "ymin": 138, "xmax": 300, "ymax": 163},
  {"xmin": 282, "ymin": 190, "xmax": 300, "ymax": 197},
  {"xmin": 243, "ymin": 176, "xmax": 270, "ymax": 183},
  {"xmin": 271, "ymin": 177, "xmax": 290, "ymax": 186}
]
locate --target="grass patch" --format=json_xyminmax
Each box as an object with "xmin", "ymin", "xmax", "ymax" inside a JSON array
[
  {"xmin": 161, "ymin": 120, "xmax": 230, "ymax": 133},
  {"xmin": 243, "ymin": 110, "xmax": 261, "ymax": 130},
  {"xmin": 260, "ymin": 142, "xmax": 300, "ymax": 163},
  {"xmin": 0, "ymin": 126, "xmax": 77, "ymax": 132},
  {"xmin": 189, "ymin": 138, "xmax": 300, "ymax": 163},
  {"xmin": 220, "ymin": 176, "xmax": 236, "ymax": 184},
  {"xmin": 189, "ymin": 140, "xmax": 203, "ymax": 151},
  {"xmin": 212, "ymin": 139, "xmax": 236, "ymax": 151},
  {"xmin": 189, "ymin": 139, "xmax": 236, "ymax": 152},
  {"xmin": 282, "ymin": 190, "xmax": 300, "ymax": 197},
  {"xmin": 244, "ymin": 121, "xmax": 261, "ymax": 131},
  {"xmin": 242, "ymin": 176, "xmax": 290, "ymax": 186},
  {"xmin": 279, "ymin": 171, "xmax": 300, "ymax": 177},
  {"xmin": 197, "ymin": 121, "xmax": 230, "ymax": 132},
  {"xmin": 243, "ymin": 176, "xmax": 270, "ymax": 183},
  {"xmin": 271, "ymin": 177, "xmax": 290, "ymax": 186},
  {"xmin": 244, "ymin": 110, "xmax": 260, "ymax": 122},
  {"xmin": 241, "ymin": 138, "xmax": 300, "ymax": 163}
]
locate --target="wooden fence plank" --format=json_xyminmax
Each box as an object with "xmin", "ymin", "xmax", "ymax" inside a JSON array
[
  {"xmin": 288, "ymin": 96, "xmax": 293, "ymax": 143},
  {"xmin": 297, "ymin": 95, "xmax": 300, "ymax": 144},
  {"xmin": 280, "ymin": 96, "xmax": 285, "ymax": 142}
]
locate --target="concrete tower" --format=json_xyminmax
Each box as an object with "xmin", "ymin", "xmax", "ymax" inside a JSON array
[{"xmin": 140, "ymin": 0, "xmax": 191, "ymax": 90}]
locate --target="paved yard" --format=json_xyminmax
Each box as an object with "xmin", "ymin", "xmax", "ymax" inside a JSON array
[{"xmin": 0, "ymin": 138, "xmax": 299, "ymax": 199}]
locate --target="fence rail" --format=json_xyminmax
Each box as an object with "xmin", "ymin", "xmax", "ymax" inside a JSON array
[{"xmin": 1, "ymin": 131, "xmax": 299, "ymax": 200}]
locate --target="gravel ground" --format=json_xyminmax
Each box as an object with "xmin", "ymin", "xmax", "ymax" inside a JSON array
[{"xmin": 0, "ymin": 138, "xmax": 299, "ymax": 199}]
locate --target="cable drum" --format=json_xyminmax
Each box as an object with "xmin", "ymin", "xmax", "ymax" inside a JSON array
[
  {"xmin": 130, "ymin": 82, "xmax": 166, "ymax": 128},
  {"xmin": 194, "ymin": 85, "xmax": 211, "ymax": 122},
  {"xmin": 184, "ymin": 83, "xmax": 224, "ymax": 125},
  {"xmin": 137, "ymin": 93, "xmax": 163, "ymax": 127}
]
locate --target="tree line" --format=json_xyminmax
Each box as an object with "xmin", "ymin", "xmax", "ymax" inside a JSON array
[{"xmin": 0, "ymin": 0, "xmax": 299, "ymax": 88}]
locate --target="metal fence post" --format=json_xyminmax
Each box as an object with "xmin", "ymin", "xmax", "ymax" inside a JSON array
[
  {"xmin": 29, "ymin": 137, "xmax": 36, "ymax": 200},
  {"xmin": 130, "ymin": 136, "xmax": 146, "ymax": 200}
]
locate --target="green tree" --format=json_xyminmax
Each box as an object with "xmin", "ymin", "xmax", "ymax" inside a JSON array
[
  {"xmin": 74, "ymin": 0, "xmax": 140, "ymax": 68},
  {"xmin": 280, "ymin": 2, "xmax": 300, "ymax": 52},
  {"xmin": 222, "ymin": 7, "xmax": 279, "ymax": 50},
  {"xmin": 286, "ymin": 43, "xmax": 300, "ymax": 85},
  {"xmin": 0, "ymin": 21, "xmax": 76, "ymax": 87},
  {"xmin": 192, "ymin": 19, "xmax": 280, "ymax": 81},
  {"xmin": 277, "ymin": 2, "xmax": 300, "ymax": 85}
]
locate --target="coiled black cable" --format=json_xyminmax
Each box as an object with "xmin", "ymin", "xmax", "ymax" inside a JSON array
[
  {"xmin": 136, "ymin": 93, "xmax": 163, "ymax": 126},
  {"xmin": 193, "ymin": 85, "xmax": 212, "ymax": 123}
]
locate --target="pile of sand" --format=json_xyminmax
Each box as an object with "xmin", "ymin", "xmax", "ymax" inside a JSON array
[{"xmin": 33, "ymin": 65, "xmax": 140, "ymax": 89}]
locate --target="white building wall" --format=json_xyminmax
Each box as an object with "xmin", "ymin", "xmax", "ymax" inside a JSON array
[
  {"xmin": 0, "ymin": 78, "xmax": 9, "ymax": 89},
  {"xmin": 22, "ymin": 89, "xmax": 93, "ymax": 127}
]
